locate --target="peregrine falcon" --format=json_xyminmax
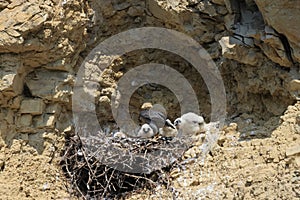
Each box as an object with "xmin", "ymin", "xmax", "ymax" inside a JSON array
[{"xmin": 139, "ymin": 104, "xmax": 175, "ymax": 134}]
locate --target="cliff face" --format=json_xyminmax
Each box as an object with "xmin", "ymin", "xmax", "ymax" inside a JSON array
[{"xmin": 0, "ymin": 0, "xmax": 299, "ymax": 199}]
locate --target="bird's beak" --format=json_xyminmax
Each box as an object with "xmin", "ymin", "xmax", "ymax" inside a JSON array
[
  {"xmin": 174, "ymin": 122, "xmax": 178, "ymax": 129},
  {"xmin": 165, "ymin": 119, "xmax": 176, "ymax": 129}
]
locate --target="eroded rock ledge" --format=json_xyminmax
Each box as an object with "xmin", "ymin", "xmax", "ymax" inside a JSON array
[{"xmin": 0, "ymin": 0, "xmax": 299, "ymax": 199}]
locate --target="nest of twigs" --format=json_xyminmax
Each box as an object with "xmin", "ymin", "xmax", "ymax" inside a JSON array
[{"xmin": 61, "ymin": 131, "xmax": 192, "ymax": 199}]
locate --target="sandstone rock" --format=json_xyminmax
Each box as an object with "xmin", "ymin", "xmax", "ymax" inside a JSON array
[
  {"xmin": 20, "ymin": 99, "xmax": 45, "ymax": 115},
  {"xmin": 0, "ymin": 2, "xmax": 49, "ymax": 52},
  {"xmin": 127, "ymin": 6, "xmax": 144, "ymax": 17},
  {"xmin": 262, "ymin": 96, "xmax": 288, "ymax": 116},
  {"xmin": 99, "ymin": 96, "xmax": 110, "ymax": 104},
  {"xmin": 18, "ymin": 114, "xmax": 32, "ymax": 127},
  {"xmin": 216, "ymin": 5, "xmax": 228, "ymax": 15},
  {"xmin": 219, "ymin": 36, "xmax": 265, "ymax": 66},
  {"xmin": 19, "ymin": 133, "xmax": 29, "ymax": 142},
  {"xmin": 224, "ymin": 14, "xmax": 235, "ymax": 29},
  {"xmin": 223, "ymin": 122, "xmax": 238, "ymax": 133},
  {"xmin": 148, "ymin": 0, "xmax": 179, "ymax": 23},
  {"xmin": 251, "ymin": 139, "xmax": 261, "ymax": 147},
  {"xmin": 197, "ymin": 0, "xmax": 217, "ymax": 17},
  {"xmin": 0, "ymin": 71, "xmax": 23, "ymax": 98},
  {"xmin": 45, "ymin": 104, "xmax": 61, "ymax": 114},
  {"xmin": 258, "ymin": 33, "xmax": 293, "ymax": 67},
  {"xmin": 25, "ymin": 69, "xmax": 69, "ymax": 99},
  {"xmin": 63, "ymin": 126, "xmax": 73, "ymax": 134},
  {"xmin": 0, "ymin": 159, "xmax": 4, "ymax": 170},
  {"xmin": 0, "ymin": 0, "xmax": 89, "ymax": 198},
  {"xmin": 239, "ymin": 140, "xmax": 251, "ymax": 147},
  {"xmin": 286, "ymin": 144, "xmax": 300, "ymax": 156},
  {"xmin": 296, "ymin": 115, "xmax": 300, "ymax": 125},
  {"xmin": 3, "ymin": 109, "xmax": 14, "ymax": 124},
  {"xmin": 0, "ymin": 0, "xmax": 9, "ymax": 9},
  {"xmin": 255, "ymin": 0, "xmax": 300, "ymax": 63},
  {"xmin": 33, "ymin": 114, "xmax": 56, "ymax": 128},
  {"xmin": 0, "ymin": 74, "xmax": 16, "ymax": 91},
  {"xmin": 295, "ymin": 125, "xmax": 300, "ymax": 135},
  {"xmin": 219, "ymin": 36, "xmax": 235, "ymax": 53},
  {"xmin": 55, "ymin": 111, "xmax": 72, "ymax": 131},
  {"xmin": 221, "ymin": 1, "xmax": 295, "ymax": 67},
  {"xmin": 246, "ymin": 176, "xmax": 253, "ymax": 184},
  {"xmin": 0, "ymin": 0, "xmax": 300, "ymax": 199},
  {"xmin": 295, "ymin": 156, "xmax": 300, "ymax": 167},
  {"xmin": 101, "ymin": 87, "xmax": 115, "ymax": 96},
  {"xmin": 289, "ymin": 79, "xmax": 300, "ymax": 91},
  {"xmin": 28, "ymin": 132, "xmax": 44, "ymax": 154},
  {"xmin": 141, "ymin": 102, "xmax": 153, "ymax": 109},
  {"xmin": 211, "ymin": 0, "xmax": 225, "ymax": 6},
  {"xmin": 183, "ymin": 147, "xmax": 197, "ymax": 159},
  {"xmin": 8, "ymin": 96, "xmax": 21, "ymax": 109},
  {"xmin": 44, "ymin": 59, "xmax": 74, "ymax": 72},
  {"xmin": 217, "ymin": 135, "xmax": 226, "ymax": 146},
  {"xmin": 176, "ymin": 175, "xmax": 195, "ymax": 187},
  {"xmin": 170, "ymin": 168, "xmax": 181, "ymax": 179},
  {"xmin": 113, "ymin": 2, "xmax": 130, "ymax": 11}
]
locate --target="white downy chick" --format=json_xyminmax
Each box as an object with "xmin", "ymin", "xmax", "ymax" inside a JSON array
[
  {"xmin": 113, "ymin": 131, "xmax": 127, "ymax": 139},
  {"xmin": 174, "ymin": 112, "xmax": 205, "ymax": 135},
  {"xmin": 137, "ymin": 123, "xmax": 155, "ymax": 138}
]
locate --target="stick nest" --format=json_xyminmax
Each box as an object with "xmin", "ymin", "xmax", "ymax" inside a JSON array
[{"xmin": 61, "ymin": 132, "xmax": 192, "ymax": 199}]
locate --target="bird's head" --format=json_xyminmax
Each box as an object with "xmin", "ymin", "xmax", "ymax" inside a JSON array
[
  {"xmin": 174, "ymin": 118, "xmax": 182, "ymax": 128},
  {"xmin": 137, "ymin": 124, "xmax": 154, "ymax": 138},
  {"xmin": 143, "ymin": 126, "xmax": 151, "ymax": 133}
]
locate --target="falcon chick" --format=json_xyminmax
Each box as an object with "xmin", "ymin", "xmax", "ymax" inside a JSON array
[
  {"xmin": 113, "ymin": 131, "xmax": 127, "ymax": 139},
  {"xmin": 174, "ymin": 112, "xmax": 205, "ymax": 135},
  {"xmin": 137, "ymin": 124, "xmax": 155, "ymax": 138}
]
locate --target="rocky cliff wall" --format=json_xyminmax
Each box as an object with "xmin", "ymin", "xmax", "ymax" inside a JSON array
[{"xmin": 0, "ymin": 0, "xmax": 299, "ymax": 199}]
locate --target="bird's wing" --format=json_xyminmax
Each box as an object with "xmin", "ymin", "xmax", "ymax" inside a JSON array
[
  {"xmin": 139, "ymin": 110, "xmax": 151, "ymax": 123},
  {"xmin": 150, "ymin": 111, "xmax": 166, "ymax": 128},
  {"xmin": 140, "ymin": 109, "xmax": 166, "ymax": 128},
  {"xmin": 182, "ymin": 112, "xmax": 204, "ymax": 124}
]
